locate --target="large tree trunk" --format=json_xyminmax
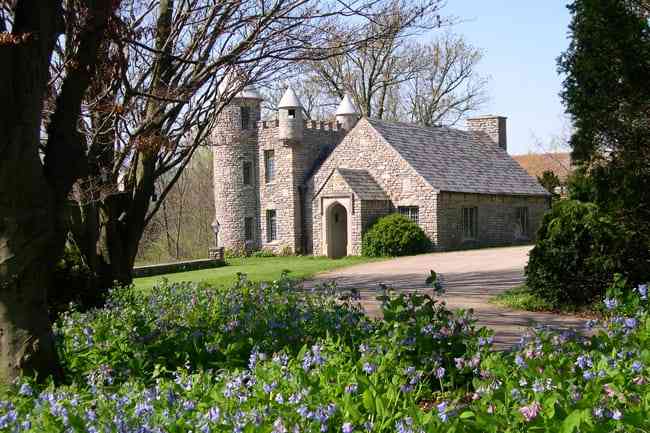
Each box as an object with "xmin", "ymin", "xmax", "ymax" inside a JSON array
[
  {"xmin": 0, "ymin": 1, "xmax": 65, "ymax": 383},
  {"xmin": 0, "ymin": 0, "xmax": 117, "ymax": 383}
]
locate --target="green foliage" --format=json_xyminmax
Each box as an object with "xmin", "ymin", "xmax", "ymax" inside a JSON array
[
  {"xmin": 362, "ymin": 213, "xmax": 432, "ymax": 257},
  {"xmin": 566, "ymin": 166, "xmax": 597, "ymax": 202},
  {"xmin": 558, "ymin": 0, "xmax": 650, "ymax": 163},
  {"xmin": 224, "ymin": 246, "xmax": 248, "ymax": 259},
  {"xmin": 537, "ymin": 170, "xmax": 561, "ymax": 197},
  {"xmin": 525, "ymin": 200, "xmax": 638, "ymax": 307},
  {"xmin": 4, "ymin": 275, "xmax": 650, "ymax": 432},
  {"xmin": 250, "ymin": 248, "xmax": 277, "ymax": 258},
  {"xmin": 50, "ymin": 242, "xmax": 105, "ymax": 318},
  {"xmin": 492, "ymin": 285, "xmax": 554, "ymax": 312},
  {"xmin": 558, "ymin": 0, "xmax": 650, "ymax": 275}
]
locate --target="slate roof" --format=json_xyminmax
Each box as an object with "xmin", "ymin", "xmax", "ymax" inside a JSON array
[
  {"xmin": 367, "ymin": 118, "xmax": 550, "ymax": 196},
  {"xmin": 336, "ymin": 168, "xmax": 389, "ymax": 200}
]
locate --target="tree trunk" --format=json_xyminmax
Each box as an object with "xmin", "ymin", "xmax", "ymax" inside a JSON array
[{"xmin": 0, "ymin": 1, "xmax": 65, "ymax": 383}]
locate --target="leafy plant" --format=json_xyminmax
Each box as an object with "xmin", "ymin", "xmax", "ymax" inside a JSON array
[
  {"xmin": 362, "ymin": 213, "xmax": 432, "ymax": 257},
  {"xmin": 525, "ymin": 200, "xmax": 634, "ymax": 308},
  {"xmin": 3, "ymin": 274, "xmax": 650, "ymax": 432}
]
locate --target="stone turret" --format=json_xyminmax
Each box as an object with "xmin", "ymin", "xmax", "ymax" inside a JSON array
[
  {"xmin": 211, "ymin": 80, "xmax": 263, "ymax": 253},
  {"xmin": 335, "ymin": 93, "xmax": 359, "ymax": 131},
  {"xmin": 278, "ymin": 86, "xmax": 304, "ymax": 144}
]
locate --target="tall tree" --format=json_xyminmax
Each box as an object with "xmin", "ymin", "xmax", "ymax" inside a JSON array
[
  {"xmin": 558, "ymin": 0, "xmax": 650, "ymax": 283},
  {"xmin": 558, "ymin": 0, "xmax": 650, "ymax": 163},
  {"xmin": 405, "ymin": 34, "xmax": 488, "ymax": 126},
  {"xmin": 309, "ymin": 7, "xmax": 443, "ymax": 118},
  {"xmin": 65, "ymin": 0, "xmax": 446, "ymax": 292},
  {"xmin": 0, "ymin": 0, "xmax": 118, "ymax": 382}
]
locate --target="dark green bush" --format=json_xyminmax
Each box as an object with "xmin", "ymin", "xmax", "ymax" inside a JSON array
[
  {"xmin": 361, "ymin": 213, "xmax": 431, "ymax": 257},
  {"xmin": 525, "ymin": 199, "xmax": 643, "ymax": 307},
  {"xmin": 50, "ymin": 243, "xmax": 105, "ymax": 318}
]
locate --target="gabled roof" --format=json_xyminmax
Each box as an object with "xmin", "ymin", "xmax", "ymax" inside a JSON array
[
  {"xmin": 366, "ymin": 118, "xmax": 549, "ymax": 196},
  {"xmin": 336, "ymin": 168, "xmax": 388, "ymax": 200},
  {"xmin": 512, "ymin": 152, "xmax": 573, "ymax": 182}
]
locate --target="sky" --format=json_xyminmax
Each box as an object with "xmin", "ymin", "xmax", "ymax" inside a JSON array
[{"xmin": 440, "ymin": 1, "xmax": 573, "ymax": 155}]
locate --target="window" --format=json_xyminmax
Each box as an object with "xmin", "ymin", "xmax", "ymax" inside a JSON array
[
  {"xmin": 398, "ymin": 206, "xmax": 419, "ymax": 225},
  {"xmin": 462, "ymin": 207, "xmax": 478, "ymax": 239},
  {"xmin": 266, "ymin": 210, "xmax": 277, "ymax": 242},
  {"xmin": 244, "ymin": 217, "xmax": 254, "ymax": 241},
  {"xmin": 288, "ymin": 108, "xmax": 296, "ymax": 119},
  {"xmin": 240, "ymin": 106, "xmax": 250, "ymax": 130},
  {"xmin": 517, "ymin": 207, "xmax": 529, "ymax": 236},
  {"xmin": 264, "ymin": 150, "xmax": 275, "ymax": 183},
  {"xmin": 242, "ymin": 161, "xmax": 252, "ymax": 185}
]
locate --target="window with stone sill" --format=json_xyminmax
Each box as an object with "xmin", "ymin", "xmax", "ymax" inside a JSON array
[
  {"xmin": 241, "ymin": 106, "xmax": 250, "ymax": 130},
  {"xmin": 398, "ymin": 206, "xmax": 419, "ymax": 225},
  {"xmin": 245, "ymin": 217, "xmax": 254, "ymax": 241},
  {"xmin": 264, "ymin": 150, "xmax": 275, "ymax": 183},
  {"xmin": 266, "ymin": 210, "xmax": 277, "ymax": 242},
  {"xmin": 462, "ymin": 207, "xmax": 478, "ymax": 239},
  {"xmin": 516, "ymin": 207, "xmax": 529, "ymax": 237},
  {"xmin": 242, "ymin": 161, "xmax": 252, "ymax": 186}
]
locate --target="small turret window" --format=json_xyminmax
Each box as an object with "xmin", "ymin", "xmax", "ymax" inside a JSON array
[
  {"xmin": 266, "ymin": 210, "xmax": 277, "ymax": 242},
  {"xmin": 241, "ymin": 106, "xmax": 250, "ymax": 130},
  {"xmin": 264, "ymin": 150, "xmax": 275, "ymax": 183},
  {"xmin": 288, "ymin": 109, "xmax": 296, "ymax": 119},
  {"xmin": 245, "ymin": 217, "xmax": 254, "ymax": 241},
  {"xmin": 242, "ymin": 161, "xmax": 252, "ymax": 185}
]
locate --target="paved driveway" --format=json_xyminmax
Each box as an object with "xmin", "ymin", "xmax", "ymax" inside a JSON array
[{"xmin": 306, "ymin": 246, "xmax": 586, "ymax": 349}]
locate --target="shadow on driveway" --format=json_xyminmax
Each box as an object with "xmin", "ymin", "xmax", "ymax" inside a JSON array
[{"xmin": 306, "ymin": 250, "xmax": 587, "ymax": 350}]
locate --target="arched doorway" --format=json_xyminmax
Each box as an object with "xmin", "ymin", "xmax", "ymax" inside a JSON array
[{"xmin": 326, "ymin": 202, "xmax": 348, "ymax": 259}]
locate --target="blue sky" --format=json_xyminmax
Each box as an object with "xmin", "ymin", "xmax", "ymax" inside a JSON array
[{"xmin": 440, "ymin": 1, "xmax": 572, "ymax": 155}]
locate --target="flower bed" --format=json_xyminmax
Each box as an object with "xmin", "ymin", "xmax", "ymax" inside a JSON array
[{"xmin": 0, "ymin": 275, "xmax": 648, "ymax": 432}]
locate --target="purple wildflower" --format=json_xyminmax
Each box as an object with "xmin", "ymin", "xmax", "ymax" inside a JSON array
[
  {"xmin": 519, "ymin": 401, "xmax": 541, "ymax": 422},
  {"xmin": 362, "ymin": 362, "xmax": 376, "ymax": 375},
  {"xmin": 603, "ymin": 298, "xmax": 618, "ymax": 310}
]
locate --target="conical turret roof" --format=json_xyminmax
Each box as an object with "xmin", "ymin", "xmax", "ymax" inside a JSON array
[
  {"xmin": 218, "ymin": 73, "xmax": 264, "ymax": 100},
  {"xmin": 335, "ymin": 93, "xmax": 358, "ymax": 116},
  {"xmin": 278, "ymin": 86, "xmax": 303, "ymax": 109}
]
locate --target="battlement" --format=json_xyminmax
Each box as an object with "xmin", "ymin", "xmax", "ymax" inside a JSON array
[{"xmin": 257, "ymin": 119, "xmax": 344, "ymax": 132}]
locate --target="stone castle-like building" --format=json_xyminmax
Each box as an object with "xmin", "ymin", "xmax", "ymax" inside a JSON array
[{"xmin": 211, "ymin": 85, "xmax": 550, "ymax": 258}]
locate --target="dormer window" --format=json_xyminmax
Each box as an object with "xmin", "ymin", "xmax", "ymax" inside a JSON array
[{"xmin": 288, "ymin": 109, "xmax": 296, "ymax": 119}]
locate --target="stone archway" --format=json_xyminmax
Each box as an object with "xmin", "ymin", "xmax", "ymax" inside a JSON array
[{"xmin": 326, "ymin": 202, "xmax": 348, "ymax": 259}]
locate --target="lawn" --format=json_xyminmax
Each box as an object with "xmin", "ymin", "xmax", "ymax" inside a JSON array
[{"xmin": 134, "ymin": 255, "xmax": 381, "ymax": 290}]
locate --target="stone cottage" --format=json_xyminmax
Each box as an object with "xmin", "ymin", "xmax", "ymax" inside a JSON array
[{"xmin": 211, "ymin": 85, "xmax": 550, "ymax": 258}]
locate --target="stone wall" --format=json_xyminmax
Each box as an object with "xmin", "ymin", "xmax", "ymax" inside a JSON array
[
  {"xmin": 306, "ymin": 119, "xmax": 438, "ymax": 255},
  {"xmin": 257, "ymin": 121, "xmax": 344, "ymax": 254},
  {"xmin": 212, "ymin": 99, "xmax": 261, "ymax": 253},
  {"xmin": 436, "ymin": 192, "xmax": 549, "ymax": 250}
]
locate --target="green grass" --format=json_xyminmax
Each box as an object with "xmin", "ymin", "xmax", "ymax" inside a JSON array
[
  {"xmin": 134, "ymin": 255, "xmax": 381, "ymax": 290},
  {"xmin": 491, "ymin": 284, "xmax": 554, "ymax": 312}
]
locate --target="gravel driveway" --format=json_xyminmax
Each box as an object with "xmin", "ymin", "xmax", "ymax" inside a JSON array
[{"xmin": 306, "ymin": 246, "xmax": 586, "ymax": 349}]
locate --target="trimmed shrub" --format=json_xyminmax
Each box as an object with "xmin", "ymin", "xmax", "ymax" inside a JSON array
[
  {"xmin": 526, "ymin": 200, "xmax": 635, "ymax": 307},
  {"xmin": 362, "ymin": 213, "xmax": 431, "ymax": 257}
]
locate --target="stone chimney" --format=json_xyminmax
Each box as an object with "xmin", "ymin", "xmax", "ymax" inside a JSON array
[{"xmin": 467, "ymin": 115, "xmax": 507, "ymax": 151}]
